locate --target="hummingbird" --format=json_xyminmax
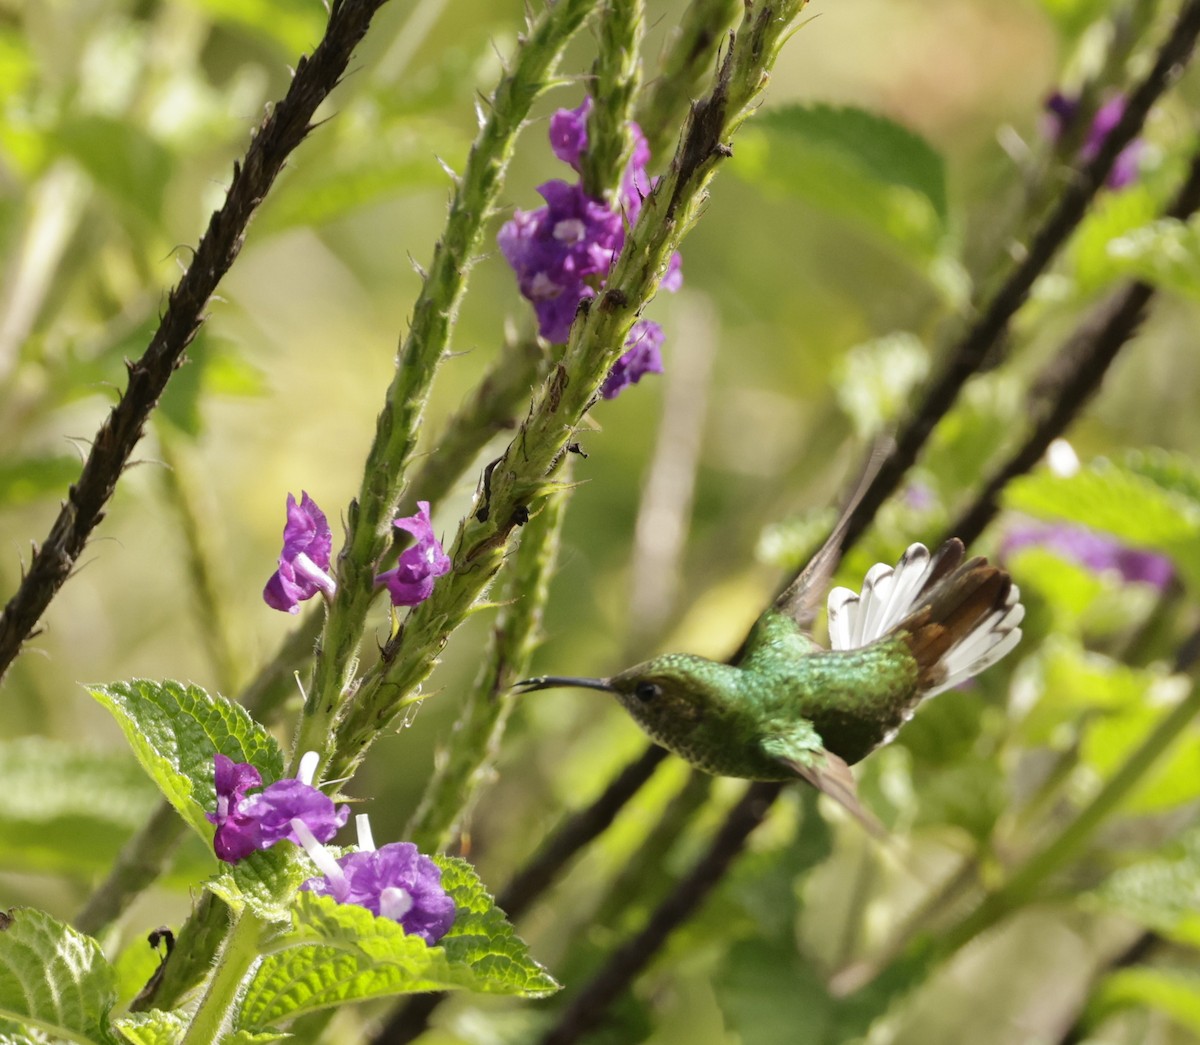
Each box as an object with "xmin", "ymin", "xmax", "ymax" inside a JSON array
[{"xmin": 515, "ymin": 511, "xmax": 1024, "ymax": 830}]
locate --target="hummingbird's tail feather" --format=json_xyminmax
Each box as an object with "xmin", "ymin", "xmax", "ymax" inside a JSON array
[{"xmin": 827, "ymin": 539, "xmax": 1024, "ymax": 697}]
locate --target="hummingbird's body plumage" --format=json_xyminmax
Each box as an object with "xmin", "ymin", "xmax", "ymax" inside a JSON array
[{"xmin": 518, "ymin": 535, "xmax": 1025, "ymax": 829}]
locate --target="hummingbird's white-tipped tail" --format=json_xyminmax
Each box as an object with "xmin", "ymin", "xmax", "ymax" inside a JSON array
[{"xmin": 827, "ymin": 539, "xmax": 1024, "ymax": 696}]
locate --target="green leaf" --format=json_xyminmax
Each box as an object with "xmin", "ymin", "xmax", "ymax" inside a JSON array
[
  {"xmin": 157, "ymin": 336, "xmax": 266, "ymax": 437},
  {"xmin": 1003, "ymin": 460, "xmax": 1200, "ymax": 590},
  {"xmin": 112, "ymin": 1010, "xmax": 185, "ymax": 1045},
  {"xmin": 0, "ymin": 456, "xmax": 81, "ymax": 506},
  {"xmin": 435, "ymin": 855, "xmax": 560, "ymax": 995},
  {"xmin": 1065, "ymin": 184, "xmax": 1159, "ymax": 296},
  {"xmin": 0, "ymin": 738, "xmax": 159, "ymax": 876},
  {"xmin": 240, "ymin": 860, "xmax": 558, "ymax": 1027},
  {"xmin": 1106, "ymin": 217, "xmax": 1200, "ymax": 301},
  {"xmin": 1080, "ymin": 679, "xmax": 1200, "ymax": 814},
  {"xmin": 1016, "ymin": 641, "xmax": 1152, "ymax": 747},
  {"xmin": 181, "ymin": 0, "xmax": 329, "ymax": 55},
  {"xmin": 114, "ymin": 1009, "xmax": 286, "ymax": 1045},
  {"xmin": 736, "ymin": 104, "xmax": 952, "ymax": 281},
  {"xmin": 1088, "ymin": 966, "xmax": 1200, "ymax": 1035},
  {"xmin": 0, "ymin": 908, "xmax": 117, "ymax": 1044},
  {"xmin": 54, "ymin": 117, "xmax": 173, "ymax": 227},
  {"xmin": 833, "ymin": 332, "xmax": 930, "ymax": 438},
  {"xmin": 1093, "ymin": 827, "xmax": 1200, "ymax": 945},
  {"xmin": 86, "ymin": 680, "xmax": 284, "ymax": 843},
  {"xmin": 206, "ymin": 846, "xmax": 313, "ymax": 923}
]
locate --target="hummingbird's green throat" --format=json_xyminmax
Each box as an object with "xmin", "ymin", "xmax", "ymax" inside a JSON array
[{"xmin": 515, "ymin": 538, "xmax": 1023, "ymax": 831}]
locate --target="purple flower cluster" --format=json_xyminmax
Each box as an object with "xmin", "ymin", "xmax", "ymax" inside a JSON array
[
  {"xmin": 376, "ymin": 501, "xmax": 452, "ymax": 607},
  {"xmin": 499, "ymin": 98, "xmax": 682, "ymax": 397},
  {"xmin": 207, "ymin": 753, "xmax": 349, "ymax": 864},
  {"xmin": 301, "ymin": 841, "xmax": 457, "ymax": 945},
  {"xmin": 1002, "ymin": 520, "xmax": 1174, "ymax": 589},
  {"xmin": 263, "ymin": 494, "xmax": 450, "ymax": 613},
  {"xmin": 1044, "ymin": 92, "xmax": 1143, "ymax": 190}
]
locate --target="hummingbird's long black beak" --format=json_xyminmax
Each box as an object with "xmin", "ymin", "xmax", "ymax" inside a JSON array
[{"xmin": 513, "ymin": 675, "xmax": 616, "ymax": 694}]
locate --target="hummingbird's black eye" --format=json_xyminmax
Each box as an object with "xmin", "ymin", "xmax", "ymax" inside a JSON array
[{"xmin": 634, "ymin": 681, "xmax": 661, "ymax": 703}]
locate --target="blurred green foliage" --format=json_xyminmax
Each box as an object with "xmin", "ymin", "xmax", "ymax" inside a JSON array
[{"xmin": 3, "ymin": 0, "xmax": 1200, "ymax": 1042}]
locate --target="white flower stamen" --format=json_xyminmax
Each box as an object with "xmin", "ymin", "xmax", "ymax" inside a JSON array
[
  {"xmin": 297, "ymin": 751, "xmax": 320, "ymax": 786},
  {"xmin": 355, "ymin": 814, "xmax": 376, "ymax": 853},
  {"xmin": 380, "ymin": 886, "xmax": 414, "ymax": 922}
]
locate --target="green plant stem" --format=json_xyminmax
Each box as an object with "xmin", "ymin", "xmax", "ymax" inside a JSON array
[
  {"xmin": 885, "ymin": 676, "xmax": 1200, "ymax": 982},
  {"xmin": 580, "ymin": 0, "xmax": 643, "ymax": 199},
  {"xmin": 156, "ymin": 431, "xmax": 240, "ymax": 696},
  {"xmin": 405, "ymin": 474, "xmax": 570, "ymax": 853},
  {"xmin": 294, "ymin": 0, "xmax": 599, "ymax": 769},
  {"xmin": 179, "ymin": 909, "xmax": 265, "ymax": 1045},
  {"xmin": 330, "ymin": 0, "xmax": 811, "ymax": 782},
  {"xmin": 79, "ymin": 334, "xmax": 547, "ymax": 952},
  {"xmin": 635, "ymin": 0, "xmax": 740, "ymax": 162}
]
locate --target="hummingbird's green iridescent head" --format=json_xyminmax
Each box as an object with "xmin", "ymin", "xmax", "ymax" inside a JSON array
[{"xmin": 515, "ymin": 654, "xmax": 743, "ymax": 763}]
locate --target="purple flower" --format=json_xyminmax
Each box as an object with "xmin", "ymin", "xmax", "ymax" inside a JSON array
[
  {"xmin": 498, "ymin": 180, "xmax": 624, "ymax": 343},
  {"xmin": 375, "ymin": 501, "xmax": 451, "ymax": 607},
  {"xmin": 301, "ymin": 842, "xmax": 457, "ymax": 945},
  {"xmin": 1002, "ymin": 520, "xmax": 1174, "ymax": 589},
  {"xmin": 550, "ymin": 98, "xmax": 590, "ymax": 171},
  {"xmin": 207, "ymin": 753, "xmax": 349, "ymax": 864},
  {"xmin": 498, "ymin": 101, "xmax": 682, "ymax": 370},
  {"xmin": 264, "ymin": 492, "xmax": 337, "ymax": 614},
  {"xmin": 601, "ymin": 321, "xmax": 665, "ymax": 399},
  {"xmin": 1044, "ymin": 91, "xmax": 1143, "ymax": 190}
]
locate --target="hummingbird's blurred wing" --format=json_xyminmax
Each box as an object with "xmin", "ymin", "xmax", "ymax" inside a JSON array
[
  {"xmin": 772, "ymin": 439, "xmax": 890, "ymax": 634},
  {"xmin": 760, "ymin": 730, "xmax": 885, "ymax": 837}
]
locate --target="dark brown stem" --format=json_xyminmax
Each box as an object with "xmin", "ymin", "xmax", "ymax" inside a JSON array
[
  {"xmin": 949, "ymin": 143, "xmax": 1200, "ymax": 546},
  {"xmin": 0, "ymin": 0, "xmax": 391, "ymax": 683},
  {"xmin": 370, "ymin": 743, "xmax": 670, "ymax": 1045},
  {"xmin": 833, "ymin": 0, "xmax": 1200, "ymax": 557},
  {"xmin": 536, "ymin": 781, "xmax": 784, "ymax": 1045}
]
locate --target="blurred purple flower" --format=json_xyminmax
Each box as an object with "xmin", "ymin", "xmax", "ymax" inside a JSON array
[
  {"xmin": 550, "ymin": 98, "xmax": 590, "ymax": 171},
  {"xmin": 376, "ymin": 501, "xmax": 451, "ymax": 607},
  {"xmin": 264, "ymin": 492, "xmax": 336, "ymax": 614},
  {"xmin": 602, "ymin": 321, "xmax": 665, "ymax": 399},
  {"xmin": 1002, "ymin": 520, "xmax": 1173, "ymax": 589},
  {"xmin": 498, "ymin": 101, "xmax": 682, "ymax": 396},
  {"xmin": 301, "ymin": 841, "xmax": 457, "ymax": 945},
  {"xmin": 207, "ymin": 753, "xmax": 349, "ymax": 864},
  {"xmin": 1044, "ymin": 91, "xmax": 1143, "ymax": 190}
]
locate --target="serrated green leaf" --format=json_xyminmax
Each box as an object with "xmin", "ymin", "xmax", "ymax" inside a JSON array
[
  {"xmin": 1123, "ymin": 448, "xmax": 1200, "ymax": 506},
  {"xmin": 86, "ymin": 680, "xmax": 283, "ymax": 843},
  {"xmin": 1093, "ymin": 827, "xmax": 1200, "ymax": 945},
  {"xmin": 114, "ymin": 1009, "xmax": 286, "ymax": 1045},
  {"xmin": 206, "ymin": 846, "xmax": 313, "ymax": 923},
  {"xmin": 112, "ymin": 1010, "xmax": 185, "ymax": 1045},
  {"xmin": 1003, "ymin": 461, "xmax": 1200, "ymax": 590},
  {"xmin": 239, "ymin": 860, "xmax": 558, "ymax": 1027},
  {"xmin": 0, "ymin": 908, "xmax": 117, "ymax": 1045},
  {"xmin": 435, "ymin": 855, "xmax": 559, "ymax": 996},
  {"xmin": 0, "ymin": 738, "xmax": 159, "ymax": 875},
  {"xmin": 736, "ymin": 104, "xmax": 950, "ymax": 277}
]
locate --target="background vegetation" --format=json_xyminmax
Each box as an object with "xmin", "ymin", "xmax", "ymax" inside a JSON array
[{"xmin": 3, "ymin": 0, "xmax": 1200, "ymax": 1042}]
